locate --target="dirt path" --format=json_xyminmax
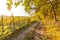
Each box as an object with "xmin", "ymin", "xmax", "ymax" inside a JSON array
[
  {"xmin": 2, "ymin": 22, "xmax": 38, "ymax": 40},
  {"xmin": 13, "ymin": 23, "xmax": 38, "ymax": 40},
  {"xmin": 34, "ymin": 23, "xmax": 46, "ymax": 40},
  {"xmin": 34, "ymin": 23, "xmax": 41, "ymax": 40}
]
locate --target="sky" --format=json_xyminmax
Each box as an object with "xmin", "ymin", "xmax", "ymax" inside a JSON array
[{"xmin": 0, "ymin": 0, "xmax": 30, "ymax": 16}]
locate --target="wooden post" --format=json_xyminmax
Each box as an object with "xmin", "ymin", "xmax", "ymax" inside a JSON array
[
  {"xmin": 11, "ymin": 13, "xmax": 15, "ymax": 31},
  {"xmin": 9, "ymin": 13, "xmax": 15, "ymax": 32},
  {"xmin": 27, "ymin": 19, "xmax": 30, "ymax": 24}
]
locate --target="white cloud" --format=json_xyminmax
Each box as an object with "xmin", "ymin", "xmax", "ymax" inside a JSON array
[{"xmin": 12, "ymin": 0, "xmax": 19, "ymax": 2}]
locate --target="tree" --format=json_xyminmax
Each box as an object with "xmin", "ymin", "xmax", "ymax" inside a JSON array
[
  {"xmin": 6, "ymin": 0, "xmax": 60, "ymax": 22},
  {"xmin": 14, "ymin": 1, "xmax": 20, "ymax": 7},
  {"xmin": 22, "ymin": 0, "xmax": 60, "ymax": 22},
  {"xmin": 6, "ymin": 0, "xmax": 13, "ymax": 11},
  {"xmin": 48, "ymin": 0, "xmax": 57, "ymax": 22}
]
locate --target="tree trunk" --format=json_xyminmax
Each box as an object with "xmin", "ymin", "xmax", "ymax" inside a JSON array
[{"xmin": 48, "ymin": 0, "xmax": 57, "ymax": 22}]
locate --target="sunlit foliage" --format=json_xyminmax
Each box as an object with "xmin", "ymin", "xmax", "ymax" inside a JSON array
[
  {"xmin": 6, "ymin": 0, "xmax": 13, "ymax": 11},
  {"xmin": 5, "ymin": 0, "xmax": 60, "ymax": 40}
]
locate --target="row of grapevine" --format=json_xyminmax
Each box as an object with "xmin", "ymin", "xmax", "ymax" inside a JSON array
[{"xmin": 0, "ymin": 14, "xmax": 31, "ymax": 39}]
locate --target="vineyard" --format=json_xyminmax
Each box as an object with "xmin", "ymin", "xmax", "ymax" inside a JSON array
[{"xmin": 0, "ymin": 15, "xmax": 32, "ymax": 39}]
